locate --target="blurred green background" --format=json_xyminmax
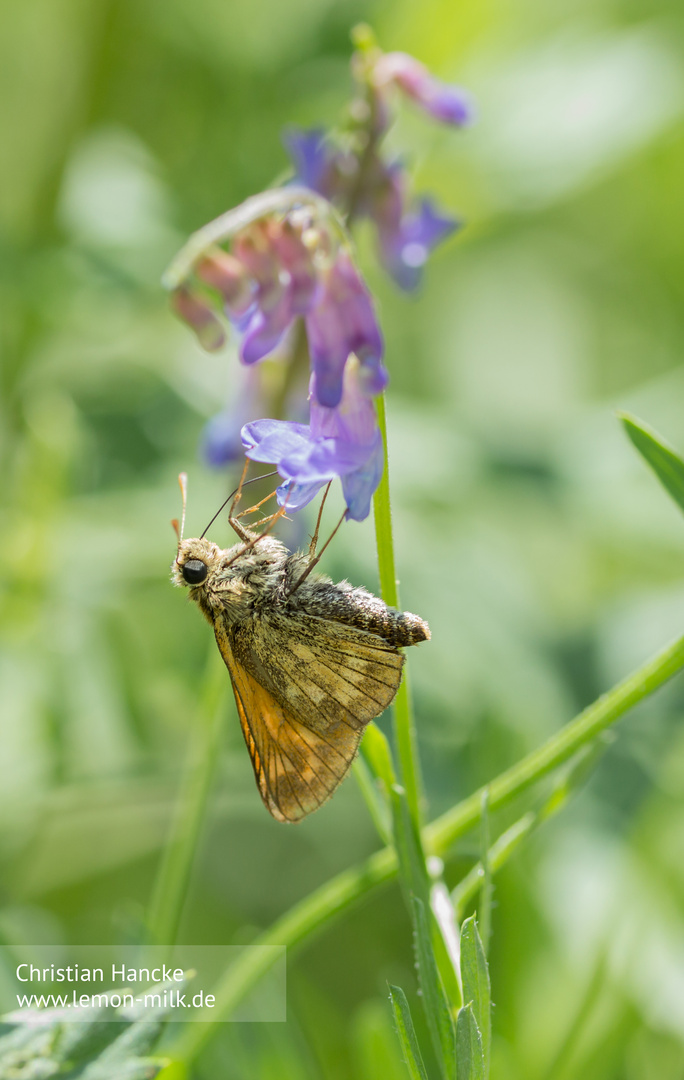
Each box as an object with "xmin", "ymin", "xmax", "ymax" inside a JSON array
[{"xmin": 2, "ymin": 0, "xmax": 684, "ymax": 1077}]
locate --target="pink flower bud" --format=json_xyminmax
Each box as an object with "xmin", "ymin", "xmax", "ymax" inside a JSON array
[
  {"xmin": 196, "ymin": 250, "xmax": 253, "ymax": 316},
  {"xmin": 170, "ymin": 287, "xmax": 226, "ymax": 351},
  {"xmin": 374, "ymin": 52, "xmax": 473, "ymax": 127},
  {"xmin": 270, "ymin": 220, "xmax": 318, "ymax": 314}
]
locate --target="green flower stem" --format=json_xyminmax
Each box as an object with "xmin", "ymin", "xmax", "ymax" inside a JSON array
[
  {"xmin": 170, "ymin": 630, "xmax": 684, "ymax": 1065},
  {"xmin": 373, "ymin": 392, "xmax": 423, "ymax": 828},
  {"xmin": 147, "ymin": 644, "xmax": 227, "ymax": 953},
  {"xmin": 371, "ymin": 395, "xmax": 399, "ymax": 608}
]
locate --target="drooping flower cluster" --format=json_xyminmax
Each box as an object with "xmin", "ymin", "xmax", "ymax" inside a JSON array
[
  {"xmin": 172, "ymin": 208, "xmax": 387, "ymax": 411},
  {"xmin": 166, "ymin": 36, "xmax": 473, "ymax": 522},
  {"xmin": 284, "ymin": 49, "xmax": 473, "ymax": 291},
  {"xmin": 169, "ymin": 194, "xmax": 388, "ymax": 517}
]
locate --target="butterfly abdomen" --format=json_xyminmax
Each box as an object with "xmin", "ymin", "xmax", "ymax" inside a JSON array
[
  {"xmin": 377, "ymin": 609, "xmax": 431, "ymax": 647},
  {"xmin": 292, "ymin": 576, "xmax": 430, "ymax": 648},
  {"xmin": 343, "ymin": 602, "xmax": 430, "ymax": 646}
]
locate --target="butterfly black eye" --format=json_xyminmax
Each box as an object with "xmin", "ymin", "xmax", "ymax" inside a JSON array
[{"xmin": 182, "ymin": 559, "xmax": 208, "ymax": 585}]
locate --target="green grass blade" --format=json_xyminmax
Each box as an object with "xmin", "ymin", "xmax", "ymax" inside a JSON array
[
  {"xmin": 427, "ymin": 633, "xmax": 684, "ymax": 853},
  {"xmin": 620, "ymin": 412, "xmax": 684, "ymax": 515},
  {"xmin": 389, "ymin": 985, "xmax": 429, "ymax": 1080},
  {"xmin": 429, "ymin": 880, "xmax": 464, "ymax": 1012},
  {"xmin": 391, "ymin": 773, "xmax": 462, "ymax": 1009},
  {"xmin": 391, "ymin": 785, "xmax": 429, "ymax": 908},
  {"xmin": 478, "ymin": 790, "xmax": 492, "ymax": 956},
  {"xmin": 412, "ymin": 896, "xmax": 456, "ymax": 1080},
  {"xmin": 361, "ymin": 720, "xmax": 398, "ymax": 792},
  {"xmin": 452, "ymin": 737, "xmax": 612, "ymax": 918},
  {"xmin": 452, "ymin": 815, "xmax": 535, "ymax": 922},
  {"xmin": 460, "ymin": 917, "xmax": 491, "ymax": 1077},
  {"xmin": 456, "ymin": 1003, "xmax": 485, "ymax": 1080},
  {"xmin": 354, "ymin": 755, "xmax": 392, "ymax": 845},
  {"xmin": 537, "ymin": 734, "xmax": 612, "ymax": 824}
]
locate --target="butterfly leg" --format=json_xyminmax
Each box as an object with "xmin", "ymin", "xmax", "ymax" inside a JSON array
[
  {"xmin": 308, "ymin": 481, "xmax": 332, "ymax": 559},
  {"xmin": 289, "ymin": 508, "xmax": 346, "ymax": 594},
  {"xmin": 235, "ymin": 489, "xmax": 278, "ymax": 522},
  {"xmin": 226, "ymin": 460, "xmax": 253, "ymax": 541},
  {"xmin": 223, "ymin": 494, "xmax": 292, "ymax": 570}
]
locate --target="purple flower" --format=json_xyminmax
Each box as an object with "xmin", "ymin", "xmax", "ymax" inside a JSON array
[
  {"xmin": 362, "ymin": 159, "xmax": 458, "ymax": 288},
  {"xmin": 305, "ymin": 251, "xmax": 387, "ymax": 409},
  {"xmin": 283, "ymin": 127, "xmax": 362, "ymax": 208},
  {"xmin": 233, "ymin": 219, "xmax": 318, "ymax": 365},
  {"xmin": 172, "ymin": 204, "xmax": 387, "ymax": 420},
  {"xmin": 378, "ymin": 195, "xmax": 460, "ymax": 291},
  {"xmin": 283, "ymin": 129, "xmax": 340, "ymax": 201},
  {"xmin": 286, "ymin": 129, "xmax": 459, "ymax": 293},
  {"xmin": 229, "ymin": 219, "xmax": 386, "ymax": 409},
  {"xmin": 241, "ymin": 358, "xmax": 384, "ymax": 521},
  {"xmin": 374, "ymin": 52, "xmax": 474, "ymax": 127}
]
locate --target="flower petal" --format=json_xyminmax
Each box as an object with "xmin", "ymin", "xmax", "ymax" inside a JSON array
[
  {"xmin": 241, "ymin": 419, "xmax": 312, "ymax": 463},
  {"xmin": 279, "ymin": 436, "xmax": 375, "ymax": 483},
  {"xmin": 379, "ymin": 197, "xmax": 460, "ymax": 290},
  {"xmin": 310, "ymin": 358, "xmax": 380, "ymax": 444},
  {"xmin": 341, "ymin": 432, "xmax": 384, "ymax": 521},
  {"xmin": 306, "ymin": 252, "xmax": 385, "ymax": 408},
  {"xmin": 270, "ymin": 220, "xmax": 319, "ymax": 314},
  {"xmin": 283, "ymin": 128, "xmax": 333, "ymax": 195},
  {"xmin": 196, "ymin": 250, "xmax": 254, "ymax": 317},
  {"xmin": 375, "ymin": 52, "xmax": 474, "ymax": 127},
  {"xmin": 276, "ymin": 478, "xmax": 326, "ymax": 512},
  {"xmin": 239, "ymin": 299, "xmax": 292, "ymax": 364},
  {"xmin": 240, "ymin": 375, "xmax": 384, "ymax": 523}
]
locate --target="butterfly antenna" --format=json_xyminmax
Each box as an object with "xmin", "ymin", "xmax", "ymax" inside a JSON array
[
  {"xmin": 199, "ymin": 469, "xmax": 280, "ymax": 540},
  {"xmin": 172, "ymin": 472, "xmax": 189, "ymax": 547}
]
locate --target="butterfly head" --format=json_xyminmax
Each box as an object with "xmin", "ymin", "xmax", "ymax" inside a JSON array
[
  {"xmin": 171, "ymin": 474, "xmax": 225, "ymax": 598},
  {"xmin": 171, "ymin": 473, "xmax": 289, "ymax": 623},
  {"xmin": 173, "ymin": 536, "xmax": 222, "ymax": 588}
]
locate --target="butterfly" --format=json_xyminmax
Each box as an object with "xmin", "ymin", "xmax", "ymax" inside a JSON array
[{"xmin": 171, "ymin": 471, "xmax": 430, "ymax": 822}]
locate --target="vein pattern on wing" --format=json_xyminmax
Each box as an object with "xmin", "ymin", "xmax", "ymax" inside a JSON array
[
  {"xmin": 229, "ymin": 611, "xmax": 404, "ymax": 731},
  {"xmin": 212, "ymin": 612, "xmax": 404, "ymax": 821}
]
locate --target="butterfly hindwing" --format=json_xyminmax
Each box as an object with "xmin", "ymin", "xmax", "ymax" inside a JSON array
[
  {"xmin": 213, "ymin": 611, "xmax": 404, "ymax": 821},
  {"xmin": 215, "ymin": 618, "xmax": 372, "ymax": 822},
  {"xmin": 230, "ymin": 610, "xmax": 404, "ymax": 732}
]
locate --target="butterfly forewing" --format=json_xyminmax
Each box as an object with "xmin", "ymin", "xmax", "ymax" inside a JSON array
[
  {"xmin": 230, "ymin": 611, "xmax": 404, "ymax": 731},
  {"xmin": 173, "ymin": 527, "xmax": 429, "ymax": 822}
]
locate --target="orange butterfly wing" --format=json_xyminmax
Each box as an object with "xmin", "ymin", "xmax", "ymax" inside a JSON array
[{"xmin": 214, "ymin": 619, "xmax": 376, "ymax": 822}]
